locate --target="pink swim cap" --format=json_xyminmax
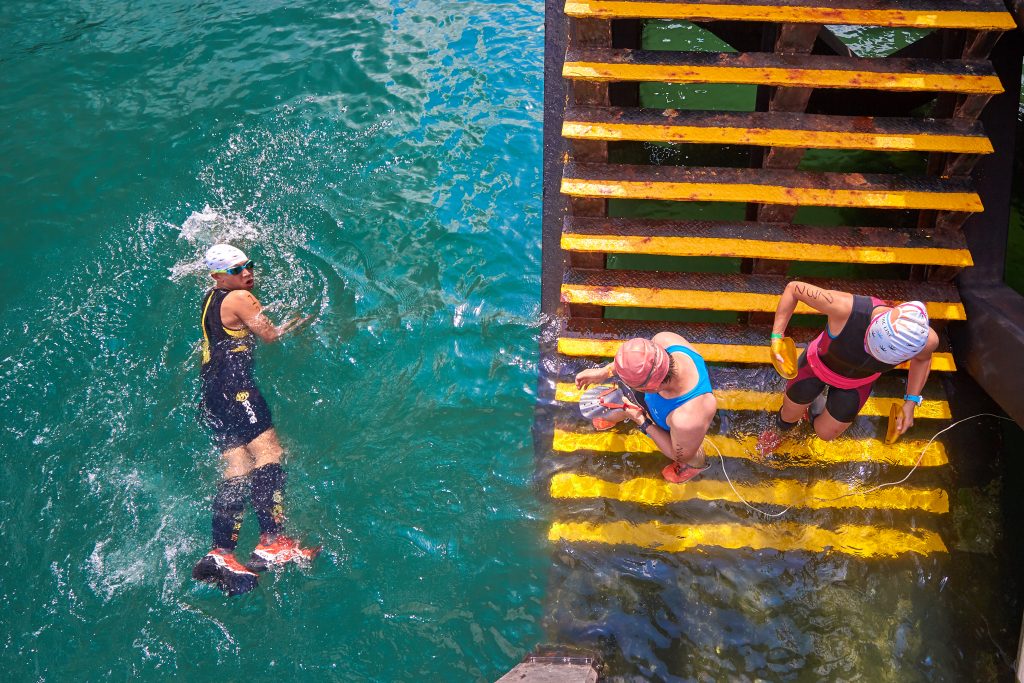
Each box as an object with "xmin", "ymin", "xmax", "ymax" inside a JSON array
[{"xmin": 614, "ymin": 338, "xmax": 670, "ymax": 391}]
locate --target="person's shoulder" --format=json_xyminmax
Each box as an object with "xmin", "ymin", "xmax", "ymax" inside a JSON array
[
  {"xmin": 223, "ymin": 289, "xmax": 260, "ymax": 311},
  {"xmin": 653, "ymin": 331, "xmax": 688, "ymax": 348}
]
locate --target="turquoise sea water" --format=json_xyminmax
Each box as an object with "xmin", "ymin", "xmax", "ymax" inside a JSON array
[{"xmin": 0, "ymin": 2, "xmax": 547, "ymax": 680}]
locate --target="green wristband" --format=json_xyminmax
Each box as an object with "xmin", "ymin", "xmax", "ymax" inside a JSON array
[{"xmin": 771, "ymin": 333, "xmax": 784, "ymax": 340}]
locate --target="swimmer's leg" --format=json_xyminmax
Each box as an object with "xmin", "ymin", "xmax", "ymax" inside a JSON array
[
  {"xmin": 212, "ymin": 472, "xmax": 249, "ymax": 551},
  {"xmin": 246, "ymin": 429, "xmax": 320, "ymax": 570},
  {"xmin": 810, "ymin": 410, "xmax": 853, "ymax": 441},
  {"xmin": 812, "ymin": 385, "xmax": 865, "ymax": 441},
  {"xmin": 757, "ymin": 393, "xmax": 811, "ymax": 457},
  {"xmin": 779, "ymin": 393, "xmax": 811, "ymax": 426},
  {"xmin": 193, "ymin": 448, "xmax": 258, "ymax": 595},
  {"xmin": 248, "ymin": 429, "xmax": 286, "ymax": 538}
]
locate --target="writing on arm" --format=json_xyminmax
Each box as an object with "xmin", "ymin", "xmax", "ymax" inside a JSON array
[
  {"xmin": 785, "ymin": 281, "xmax": 852, "ymax": 324},
  {"xmin": 793, "ymin": 282, "xmax": 835, "ymax": 305}
]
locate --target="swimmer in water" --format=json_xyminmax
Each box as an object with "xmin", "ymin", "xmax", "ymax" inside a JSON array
[
  {"xmin": 575, "ymin": 333, "xmax": 717, "ymax": 483},
  {"xmin": 192, "ymin": 244, "xmax": 319, "ymax": 596},
  {"xmin": 757, "ymin": 281, "xmax": 938, "ymax": 456}
]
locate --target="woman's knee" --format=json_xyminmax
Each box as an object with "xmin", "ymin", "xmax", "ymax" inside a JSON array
[{"xmin": 813, "ymin": 419, "xmax": 850, "ymax": 441}]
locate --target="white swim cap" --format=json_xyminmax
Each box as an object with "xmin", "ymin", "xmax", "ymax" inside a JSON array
[
  {"xmin": 204, "ymin": 244, "xmax": 248, "ymax": 272},
  {"xmin": 865, "ymin": 301, "xmax": 930, "ymax": 365}
]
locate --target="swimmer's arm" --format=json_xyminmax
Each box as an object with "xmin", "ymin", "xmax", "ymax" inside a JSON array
[
  {"xmin": 626, "ymin": 408, "xmax": 675, "ymax": 461},
  {"xmin": 773, "ymin": 281, "xmax": 852, "ymax": 336},
  {"xmin": 228, "ymin": 291, "xmax": 307, "ymax": 343},
  {"xmin": 897, "ymin": 328, "xmax": 939, "ymax": 434},
  {"xmin": 575, "ymin": 363, "xmax": 615, "ymax": 389}
]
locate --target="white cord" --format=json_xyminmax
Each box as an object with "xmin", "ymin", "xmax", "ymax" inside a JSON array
[{"xmin": 709, "ymin": 413, "xmax": 1016, "ymax": 519}]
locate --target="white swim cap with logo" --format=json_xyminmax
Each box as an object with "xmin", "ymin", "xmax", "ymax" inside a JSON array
[
  {"xmin": 864, "ymin": 301, "xmax": 930, "ymax": 365},
  {"xmin": 204, "ymin": 244, "xmax": 248, "ymax": 272}
]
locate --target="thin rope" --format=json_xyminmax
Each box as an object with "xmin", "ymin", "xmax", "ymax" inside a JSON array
[{"xmin": 708, "ymin": 413, "xmax": 1016, "ymax": 519}]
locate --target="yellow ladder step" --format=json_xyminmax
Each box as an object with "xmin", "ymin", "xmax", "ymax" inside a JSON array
[
  {"xmin": 550, "ymin": 472, "xmax": 949, "ymax": 512},
  {"xmin": 555, "ymin": 382, "xmax": 953, "ymax": 419},
  {"xmin": 563, "ymin": 48, "xmax": 1004, "ymax": 95},
  {"xmin": 564, "ymin": 0, "xmax": 1017, "ymax": 31},
  {"xmin": 562, "ymin": 215, "xmax": 973, "ymax": 268},
  {"xmin": 548, "ymin": 519, "xmax": 948, "ymax": 556},
  {"xmin": 563, "ymin": 107, "xmax": 994, "ymax": 154},
  {"xmin": 560, "ymin": 336, "xmax": 956, "ymax": 372},
  {"xmin": 562, "ymin": 162, "xmax": 983, "ymax": 212},
  {"xmin": 551, "ymin": 428, "xmax": 950, "ymax": 467},
  {"xmin": 561, "ymin": 268, "xmax": 967, "ymax": 321},
  {"xmin": 556, "ymin": 319, "xmax": 958, "ymax": 371}
]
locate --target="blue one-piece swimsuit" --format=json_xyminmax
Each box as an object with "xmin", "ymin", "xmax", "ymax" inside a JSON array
[{"xmin": 644, "ymin": 345, "xmax": 714, "ymax": 431}]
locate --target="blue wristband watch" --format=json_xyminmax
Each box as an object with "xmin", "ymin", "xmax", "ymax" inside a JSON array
[{"xmin": 903, "ymin": 394, "xmax": 923, "ymax": 406}]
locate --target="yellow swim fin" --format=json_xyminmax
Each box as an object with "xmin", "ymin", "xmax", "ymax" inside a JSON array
[
  {"xmin": 770, "ymin": 336, "xmax": 798, "ymax": 380},
  {"xmin": 885, "ymin": 403, "xmax": 900, "ymax": 445}
]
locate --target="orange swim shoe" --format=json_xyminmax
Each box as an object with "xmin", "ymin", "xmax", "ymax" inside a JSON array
[
  {"xmin": 192, "ymin": 548, "xmax": 259, "ymax": 596},
  {"xmin": 248, "ymin": 535, "xmax": 322, "ymax": 571},
  {"xmin": 662, "ymin": 460, "xmax": 710, "ymax": 484},
  {"xmin": 756, "ymin": 427, "xmax": 782, "ymax": 457}
]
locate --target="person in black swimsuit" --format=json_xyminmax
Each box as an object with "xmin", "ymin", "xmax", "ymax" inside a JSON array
[
  {"xmin": 758, "ymin": 280, "xmax": 938, "ymax": 456},
  {"xmin": 191, "ymin": 244, "xmax": 319, "ymax": 596}
]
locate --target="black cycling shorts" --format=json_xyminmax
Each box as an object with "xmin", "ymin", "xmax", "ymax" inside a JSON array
[
  {"xmin": 784, "ymin": 352, "xmax": 875, "ymax": 424},
  {"xmin": 201, "ymin": 386, "xmax": 274, "ymax": 451}
]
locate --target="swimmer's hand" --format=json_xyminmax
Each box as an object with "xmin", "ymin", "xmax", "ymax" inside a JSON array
[
  {"xmin": 575, "ymin": 365, "xmax": 612, "ymax": 389},
  {"xmin": 895, "ymin": 401, "xmax": 915, "ymax": 435},
  {"xmin": 769, "ymin": 335, "xmax": 798, "ymax": 380},
  {"xmin": 622, "ymin": 400, "xmax": 646, "ymax": 425},
  {"xmin": 282, "ymin": 314, "xmax": 313, "ymax": 335}
]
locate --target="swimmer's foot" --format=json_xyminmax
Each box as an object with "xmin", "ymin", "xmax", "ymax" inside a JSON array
[
  {"xmin": 756, "ymin": 427, "xmax": 782, "ymax": 457},
  {"xmin": 248, "ymin": 534, "xmax": 321, "ymax": 571},
  {"xmin": 192, "ymin": 548, "xmax": 259, "ymax": 596},
  {"xmin": 662, "ymin": 460, "xmax": 710, "ymax": 484}
]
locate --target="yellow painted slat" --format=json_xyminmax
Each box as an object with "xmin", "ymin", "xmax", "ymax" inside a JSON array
[
  {"xmin": 561, "ymin": 120, "xmax": 994, "ymax": 154},
  {"xmin": 562, "ymin": 61, "xmax": 1004, "ymax": 95},
  {"xmin": 560, "ymin": 232, "xmax": 974, "ymax": 267},
  {"xmin": 551, "ymin": 429, "xmax": 950, "ymax": 467},
  {"xmin": 557, "ymin": 337, "xmax": 958, "ymax": 372},
  {"xmin": 555, "ymin": 382, "xmax": 952, "ymax": 419},
  {"xmin": 550, "ymin": 472, "xmax": 949, "ymax": 512},
  {"xmin": 548, "ymin": 520, "xmax": 948, "ymax": 556},
  {"xmin": 560, "ymin": 177, "xmax": 984, "ymax": 212},
  {"xmin": 560, "ymin": 284, "xmax": 968, "ymax": 321},
  {"xmin": 563, "ymin": 1, "xmax": 1017, "ymax": 31}
]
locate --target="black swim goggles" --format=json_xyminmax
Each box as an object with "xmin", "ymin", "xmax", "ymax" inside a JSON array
[{"xmin": 214, "ymin": 260, "xmax": 255, "ymax": 275}]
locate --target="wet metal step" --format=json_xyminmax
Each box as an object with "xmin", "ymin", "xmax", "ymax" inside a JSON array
[
  {"xmin": 549, "ymin": 472, "xmax": 949, "ymax": 512},
  {"xmin": 561, "ymin": 268, "xmax": 967, "ymax": 320},
  {"xmin": 562, "ymin": 215, "xmax": 974, "ymax": 267},
  {"xmin": 563, "ymin": 0, "xmax": 1017, "ymax": 30},
  {"xmin": 554, "ymin": 382, "xmax": 953, "ymax": 418},
  {"xmin": 551, "ymin": 428, "xmax": 951, "ymax": 467},
  {"xmin": 548, "ymin": 519, "xmax": 948, "ymax": 556},
  {"xmin": 561, "ymin": 162, "xmax": 984, "ymax": 212},
  {"xmin": 563, "ymin": 107, "xmax": 994, "ymax": 154},
  {"xmin": 556, "ymin": 318, "xmax": 958, "ymax": 371},
  {"xmin": 562, "ymin": 48, "xmax": 1004, "ymax": 95}
]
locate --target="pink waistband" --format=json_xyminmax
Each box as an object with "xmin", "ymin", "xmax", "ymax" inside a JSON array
[{"xmin": 805, "ymin": 334, "xmax": 880, "ymax": 390}]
